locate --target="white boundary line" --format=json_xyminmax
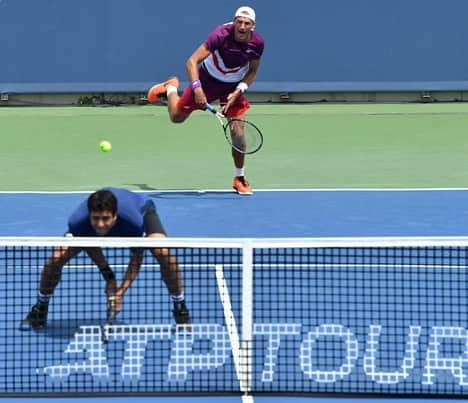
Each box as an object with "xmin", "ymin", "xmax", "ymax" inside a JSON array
[
  {"xmin": 215, "ymin": 264, "xmax": 252, "ymax": 401},
  {"xmin": 214, "ymin": 264, "xmax": 241, "ymax": 379},
  {"xmin": 2, "ymin": 187, "xmax": 468, "ymax": 194}
]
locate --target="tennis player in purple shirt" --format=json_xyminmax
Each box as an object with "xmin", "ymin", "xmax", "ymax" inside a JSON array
[
  {"xmin": 147, "ymin": 6, "xmax": 264, "ymax": 195},
  {"xmin": 22, "ymin": 188, "xmax": 191, "ymax": 330}
]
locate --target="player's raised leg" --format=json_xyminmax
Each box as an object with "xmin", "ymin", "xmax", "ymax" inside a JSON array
[
  {"xmin": 147, "ymin": 76, "xmax": 179, "ymax": 103},
  {"xmin": 147, "ymin": 77, "xmax": 189, "ymax": 123}
]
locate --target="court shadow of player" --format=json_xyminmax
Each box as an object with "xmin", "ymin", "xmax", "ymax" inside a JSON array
[
  {"xmin": 126, "ymin": 183, "xmax": 158, "ymax": 191},
  {"xmin": 43, "ymin": 318, "xmax": 112, "ymax": 340},
  {"xmin": 125, "ymin": 184, "xmax": 238, "ymax": 199},
  {"xmin": 149, "ymin": 191, "xmax": 239, "ymax": 200}
]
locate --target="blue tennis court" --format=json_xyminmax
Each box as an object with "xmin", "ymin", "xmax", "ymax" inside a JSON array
[
  {"xmin": 0, "ymin": 189, "xmax": 467, "ymax": 403},
  {"xmin": 2, "ymin": 189, "xmax": 468, "ymax": 237}
]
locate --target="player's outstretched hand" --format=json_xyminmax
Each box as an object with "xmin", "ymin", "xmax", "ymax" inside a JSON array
[
  {"xmin": 222, "ymin": 88, "xmax": 242, "ymax": 115},
  {"xmin": 106, "ymin": 296, "xmax": 119, "ymax": 324}
]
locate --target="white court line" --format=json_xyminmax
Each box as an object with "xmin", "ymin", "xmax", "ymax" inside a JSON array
[
  {"xmin": 2, "ymin": 187, "xmax": 468, "ymax": 194},
  {"xmin": 215, "ymin": 264, "xmax": 253, "ymax": 402}
]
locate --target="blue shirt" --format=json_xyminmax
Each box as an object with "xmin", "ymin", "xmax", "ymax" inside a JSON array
[{"xmin": 68, "ymin": 188, "xmax": 155, "ymax": 237}]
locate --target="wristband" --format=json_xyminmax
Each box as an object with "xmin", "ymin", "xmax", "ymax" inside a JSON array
[
  {"xmin": 236, "ymin": 82, "xmax": 248, "ymax": 93},
  {"xmin": 191, "ymin": 79, "xmax": 202, "ymax": 90}
]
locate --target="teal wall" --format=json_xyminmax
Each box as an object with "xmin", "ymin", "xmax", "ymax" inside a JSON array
[{"xmin": 1, "ymin": 0, "xmax": 468, "ymax": 92}]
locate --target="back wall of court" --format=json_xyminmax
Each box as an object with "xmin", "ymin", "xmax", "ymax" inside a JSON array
[{"xmin": 1, "ymin": 0, "xmax": 467, "ymax": 93}]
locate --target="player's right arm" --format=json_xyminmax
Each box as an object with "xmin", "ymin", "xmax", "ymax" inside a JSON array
[
  {"xmin": 186, "ymin": 43, "xmax": 211, "ymax": 107},
  {"xmin": 85, "ymin": 247, "xmax": 117, "ymax": 297}
]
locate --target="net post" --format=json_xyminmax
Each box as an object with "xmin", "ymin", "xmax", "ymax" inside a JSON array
[{"xmin": 241, "ymin": 240, "xmax": 254, "ymax": 396}]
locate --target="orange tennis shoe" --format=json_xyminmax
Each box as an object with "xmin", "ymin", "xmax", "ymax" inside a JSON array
[
  {"xmin": 147, "ymin": 76, "xmax": 179, "ymax": 103},
  {"xmin": 233, "ymin": 176, "xmax": 253, "ymax": 195}
]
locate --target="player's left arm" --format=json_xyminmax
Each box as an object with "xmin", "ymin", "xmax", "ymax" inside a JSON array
[
  {"xmin": 240, "ymin": 58, "xmax": 262, "ymax": 87},
  {"xmin": 224, "ymin": 58, "xmax": 262, "ymax": 113},
  {"xmin": 113, "ymin": 252, "xmax": 144, "ymax": 312}
]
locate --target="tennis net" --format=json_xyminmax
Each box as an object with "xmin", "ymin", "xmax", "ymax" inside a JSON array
[{"xmin": 0, "ymin": 236, "xmax": 467, "ymax": 397}]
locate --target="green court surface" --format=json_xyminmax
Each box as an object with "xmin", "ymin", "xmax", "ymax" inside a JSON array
[{"xmin": 1, "ymin": 103, "xmax": 468, "ymax": 191}]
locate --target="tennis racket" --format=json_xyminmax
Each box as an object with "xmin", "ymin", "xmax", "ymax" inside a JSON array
[
  {"xmin": 205, "ymin": 103, "xmax": 263, "ymax": 154},
  {"xmin": 101, "ymin": 296, "xmax": 117, "ymax": 344}
]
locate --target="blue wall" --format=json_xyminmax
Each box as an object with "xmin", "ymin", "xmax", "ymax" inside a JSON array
[{"xmin": 1, "ymin": 0, "xmax": 468, "ymax": 93}]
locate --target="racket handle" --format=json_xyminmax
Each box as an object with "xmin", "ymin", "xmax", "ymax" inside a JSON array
[
  {"xmin": 205, "ymin": 103, "xmax": 216, "ymax": 114},
  {"xmin": 107, "ymin": 296, "xmax": 117, "ymax": 318}
]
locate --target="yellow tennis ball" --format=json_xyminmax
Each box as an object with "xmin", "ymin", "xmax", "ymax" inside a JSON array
[{"xmin": 99, "ymin": 140, "xmax": 112, "ymax": 152}]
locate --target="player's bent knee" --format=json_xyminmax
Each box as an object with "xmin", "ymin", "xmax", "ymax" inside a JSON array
[
  {"xmin": 170, "ymin": 114, "xmax": 188, "ymax": 124},
  {"xmin": 152, "ymin": 247, "xmax": 169, "ymax": 257}
]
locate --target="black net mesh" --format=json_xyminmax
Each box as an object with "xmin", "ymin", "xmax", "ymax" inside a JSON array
[{"xmin": 0, "ymin": 238, "xmax": 467, "ymax": 397}]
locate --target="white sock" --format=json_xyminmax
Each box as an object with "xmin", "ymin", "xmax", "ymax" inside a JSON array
[
  {"xmin": 38, "ymin": 292, "xmax": 52, "ymax": 304},
  {"xmin": 166, "ymin": 85, "xmax": 177, "ymax": 96},
  {"xmin": 171, "ymin": 293, "xmax": 185, "ymax": 303},
  {"xmin": 235, "ymin": 167, "xmax": 245, "ymax": 177}
]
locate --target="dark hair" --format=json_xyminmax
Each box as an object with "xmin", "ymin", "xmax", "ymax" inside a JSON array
[{"xmin": 87, "ymin": 189, "xmax": 118, "ymax": 214}]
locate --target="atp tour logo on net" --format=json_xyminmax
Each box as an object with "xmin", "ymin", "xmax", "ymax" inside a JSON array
[{"xmin": 38, "ymin": 323, "xmax": 468, "ymax": 388}]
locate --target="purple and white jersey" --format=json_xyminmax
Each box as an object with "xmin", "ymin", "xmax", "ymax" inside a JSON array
[{"xmin": 203, "ymin": 22, "xmax": 264, "ymax": 83}]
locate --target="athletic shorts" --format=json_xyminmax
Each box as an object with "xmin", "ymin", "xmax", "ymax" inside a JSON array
[
  {"xmin": 131, "ymin": 203, "xmax": 167, "ymax": 256},
  {"xmin": 143, "ymin": 202, "xmax": 167, "ymax": 236},
  {"xmin": 176, "ymin": 66, "xmax": 250, "ymax": 118}
]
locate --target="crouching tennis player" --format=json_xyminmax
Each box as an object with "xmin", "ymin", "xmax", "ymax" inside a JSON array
[{"xmin": 22, "ymin": 187, "xmax": 191, "ymax": 329}]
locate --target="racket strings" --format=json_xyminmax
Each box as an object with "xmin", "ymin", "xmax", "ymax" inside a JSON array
[
  {"xmin": 228, "ymin": 120, "xmax": 247, "ymax": 151},
  {"xmin": 226, "ymin": 119, "xmax": 263, "ymax": 154}
]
